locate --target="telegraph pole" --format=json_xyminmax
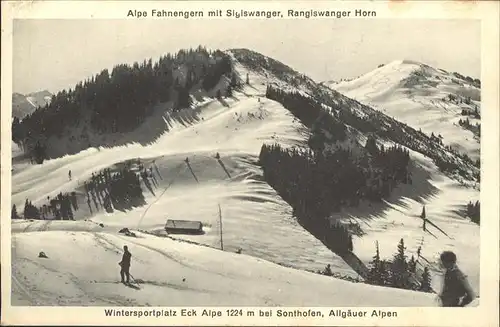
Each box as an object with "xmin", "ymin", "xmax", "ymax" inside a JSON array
[{"xmin": 218, "ymin": 204, "xmax": 224, "ymax": 251}]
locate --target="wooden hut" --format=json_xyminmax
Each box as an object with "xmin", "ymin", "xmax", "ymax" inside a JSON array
[{"xmin": 165, "ymin": 219, "xmax": 203, "ymax": 235}]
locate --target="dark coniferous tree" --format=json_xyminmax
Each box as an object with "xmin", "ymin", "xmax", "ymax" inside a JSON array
[
  {"xmin": 408, "ymin": 255, "xmax": 417, "ymax": 273},
  {"xmin": 12, "ymin": 204, "xmax": 19, "ymax": 219},
  {"xmin": 365, "ymin": 135, "xmax": 379, "ymax": 156},
  {"xmin": 390, "ymin": 238, "xmax": 410, "ymax": 289},
  {"xmin": 368, "ymin": 241, "xmax": 383, "ymax": 285},
  {"xmin": 419, "ymin": 267, "xmax": 432, "ymax": 292},
  {"xmin": 466, "ymin": 200, "xmax": 480, "ymax": 225}
]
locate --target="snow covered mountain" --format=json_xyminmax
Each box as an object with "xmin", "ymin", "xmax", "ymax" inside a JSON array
[
  {"xmin": 327, "ymin": 60, "xmax": 481, "ymax": 161},
  {"xmin": 12, "ymin": 90, "xmax": 52, "ymax": 119},
  {"xmin": 10, "ymin": 49, "xmax": 480, "ymax": 307}
]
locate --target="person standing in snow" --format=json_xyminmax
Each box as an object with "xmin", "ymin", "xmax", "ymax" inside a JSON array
[
  {"xmin": 438, "ymin": 251, "xmax": 475, "ymax": 307},
  {"xmin": 119, "ymin": 245, "xmax": 132, "ymax": 284},
  {"xmin": 69, "ymin": 170, "xmax": 72, "ymax": 181},
  {"xmin": 322, "ymin": 264, "xmax": 332, "ymax": 276}
]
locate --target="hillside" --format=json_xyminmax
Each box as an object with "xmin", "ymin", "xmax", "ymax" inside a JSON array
[
  {"xmin": 12, "ymin": 90, "xmax": 52, "ymax": 119},
  {"xmin": 11, "ymin": 48, "xmax": 480, "ymax": 306},
  {"xmin": 12, "ymin": 93, "xmax": 359, "ymax": 279},
  {"xmin": 328, "ymin": 60, "xmax": 481, "ymax": 161},
  {"xmin": 230, "ymin": 49, "xmax": 479, "ymax": 294}
]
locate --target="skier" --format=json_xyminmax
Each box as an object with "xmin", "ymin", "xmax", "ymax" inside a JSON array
[
  {"xmin": 118, "ymin": 245, "xmax": 132, "ymax": 284},
  {"xmin": 69, "ymin": 170, "xmax": 72, "ymax": 181},
  {"xmin": 438, "ymin": 251, "xmax": 475, "ymax": 307}
]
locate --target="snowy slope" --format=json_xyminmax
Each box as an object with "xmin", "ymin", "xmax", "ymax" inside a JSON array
[
  {"xmin": 11, "ymin": 230, "xmax": 437, "ymax": 306},
  {"xmin": 329, "ymin": 60, "xmax": 481, "ymax": 160},
  {"xmin": 11, "ymin": 68, "xmax": 360, "ymax": 300},
  {"xmin": 228, "ymin": 51, "xmax": 480, "ymax": 297},
  {"xmin": 329, "ymin": 147, "xmax": 480, "ymax": 296},
  {"xmin": 11, "ymin": 51, "xmax": 480, "ymax": 306}
]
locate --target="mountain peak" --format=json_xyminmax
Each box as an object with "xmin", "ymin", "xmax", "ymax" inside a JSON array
[
  {"xmin": 28, "ymin": 89, "xmax": 52, "ymax": 97},
  {"xmin": 375, "ymin": 59, "xmax": 430, "ymax": 73},
  {"xmin": 12, "ymin": 90, "xmax": 53, "ymax": 119},
  {"xmin": 329, "ymin": 57, "xmax": 481, "ymax": 161}
]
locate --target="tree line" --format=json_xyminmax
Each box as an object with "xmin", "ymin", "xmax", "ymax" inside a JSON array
[
  {"xmin": 84, "ymin": 164, "xmax": 147, "ymax": 214},
  {"xmin": 12, "ymin": 46, "xmax": 236, "ymax": 163},
  {"xmin": 458, "ymin": 117, "xmax": 481, "ymax": 138},
  {"xmin": 265, "ymin": 85, "xmax": 347, "ymax": 150},
  {"xmin": 367, "ymin": 239, "xmax": 433, "ymax": 293},
  {"xmin": 461, "ymin": 107, "xmax": 480, "ymax": 119},
  {"xmin": 259, "ymin": 141, "xmax": 411, "ymax": 252},
  {"xmin": 12, "ymin": 192, "xmax": 79, "ymax": 221},
  {"xmin": 322, "ymin": 93, "xmax": 478, "ymax": 182},
  {"xmin": 466, "ymin": 200, "xmax": 480, "ymax": 225},
  {"xmin": 451, "ymin": 72, "xmax": 481, "ymax": 88},
  {"xmin": 10, "ymin": 160, "xmax": 166, "ymax": 220},
  {"xmin": 260, "ymin": 87, "xmax": 412, "ymax": 253}
]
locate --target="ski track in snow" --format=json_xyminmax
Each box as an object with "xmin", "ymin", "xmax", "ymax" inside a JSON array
[
  {"xmin": 10, "ymin": 60, "xmax": 479, "ymax": 306},
  {"xmin": 11, "ymin": 230, "xmax": 440, "ymax": 307}
]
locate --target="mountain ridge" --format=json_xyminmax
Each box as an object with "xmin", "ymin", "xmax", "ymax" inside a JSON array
[
  {"xmin": 12, "ymin": 90, "xmax": 52, "ymax": 119},
  {"xmin": 327, "ymin": 59, "xmax": 481, "ymax": 162},
  {"xmin": 12, "ymin": 48, "xmax": 479, "ymax": 186}
]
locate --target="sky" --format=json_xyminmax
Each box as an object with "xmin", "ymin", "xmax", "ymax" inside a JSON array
[{"xmin": 13, "ymin": 19, "xmax": 480, "ymax": 94}]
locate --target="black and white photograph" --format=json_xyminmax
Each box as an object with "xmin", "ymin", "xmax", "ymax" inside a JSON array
[{"xmin": 1, "ymin": 1, "xmax": 499, "ymax": 325}]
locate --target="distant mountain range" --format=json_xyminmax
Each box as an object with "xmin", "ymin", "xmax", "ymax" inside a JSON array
[{"xmin": 12, "ymin": 90, "xmax": 52, "ymax": 119}]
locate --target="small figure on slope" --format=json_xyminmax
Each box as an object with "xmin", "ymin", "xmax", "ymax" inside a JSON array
[
  {"xmin": 118, "ymin": 245, "xmax": 132, "ymax": 284},
  {"xmin": 322, "ymin": 264, "xmax": 332, "ymax": 276}
]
